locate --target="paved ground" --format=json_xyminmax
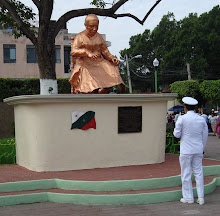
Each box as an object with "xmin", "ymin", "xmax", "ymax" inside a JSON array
[
  {"xmin": 204, "ymin": 134, "xmax": 220, "ymax": 160},
  {"xmin": 0, "ymin": 135, "xmax": 219, "ymax": 216}
]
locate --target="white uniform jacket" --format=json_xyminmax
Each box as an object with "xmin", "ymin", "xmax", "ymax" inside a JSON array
[{"xmin": 173, "ymin": 111, "xmax": 208, "ymax": 154}]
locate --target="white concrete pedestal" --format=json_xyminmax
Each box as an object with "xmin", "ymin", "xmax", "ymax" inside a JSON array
[{"xmin": 4, "ymin": 93, "xmax": 176, "ymax": 172}]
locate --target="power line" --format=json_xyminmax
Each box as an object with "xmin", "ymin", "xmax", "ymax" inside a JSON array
[{"xmin": 130, "ymin": 68, "xmax": 154, "ymax": 79}]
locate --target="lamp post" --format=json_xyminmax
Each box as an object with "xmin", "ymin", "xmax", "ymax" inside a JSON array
[
  {"xmin": 153, "ymin": 58, "xmax": 159, "ymax": 93},
  {"xmin": 125, "ymin": 54, "xmax": 142, "ymax": 93}
]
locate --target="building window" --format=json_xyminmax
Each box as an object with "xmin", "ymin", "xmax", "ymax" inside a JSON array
[
  {"xmin": 56, "ymin": 45, "xmax": 61, "ymax": 63},
  {"xmin": 64, "ymin": 46, "xmax": 71, "ymax": 73},
  {"xmin": 3, "ymin": 44, "xmax": 16, "ymax": 63},
  {"xmin": 27, "ymin": 45, "xmax": 37, "ymax": 63},
  {"xmin": 26, "ymin": 45, "xmax": 61, "ymax": 63}
]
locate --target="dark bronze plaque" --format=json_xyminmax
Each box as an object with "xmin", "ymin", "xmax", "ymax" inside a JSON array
[{"xmin": 118, "ymin": 106, "xmax": 142, "ymax": 133}]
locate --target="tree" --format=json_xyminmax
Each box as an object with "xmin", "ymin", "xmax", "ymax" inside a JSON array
[
  {"xmin": 0, "ymin": 0, "xmax": 163, "ymax": 94},
  {"xmin": 170, "ymin": 80, "xmax": 202, "ymax": 104},
  {"xmin": 170, "ymin": 79, "xmax": 220, "ymax": 108},
  {"xmin": 0, "ymin": 0, "xmax": 36, "ymax": 38},
  {"xmin": 120, "ymin": 29, "xmax": 155, "ymax": 92},
  {"xmin": 119, "ymin": 6, "xmax": 220, "ymax": 92},
  {"xmin": 199, "ymin": 80, "xmax": 220, "ymax": 106},
  {"xmin": 151, "ymin": 7, "xmax": 220, "ymax": 81},
  {"xmin": 197, "ymin": 6, "xmax": 220, "ymax": 80}
]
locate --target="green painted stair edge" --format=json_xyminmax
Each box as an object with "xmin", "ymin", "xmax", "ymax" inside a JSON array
[
  {"xmin": 0, "ymin": 165, "xmax": 220, "ymax": 193},
  {"xmin": 0, "ymin": 179, "xmax": 57, "ymax": 193},
  {"xmin": 0, "ymin": 193, "xmax": 48, "ymax": 207},
  {"xmin": 0, "ymin": 178, "xmax": 219, "ymax": 206},
  {"xmin": 0, "ymin": 176, "xmax": 181, "ymax": 192}
]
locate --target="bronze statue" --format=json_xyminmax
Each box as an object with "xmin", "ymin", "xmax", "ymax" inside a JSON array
[{"xmin": 69, "ymin": 14, "xmax": 125, "ymax": 94}]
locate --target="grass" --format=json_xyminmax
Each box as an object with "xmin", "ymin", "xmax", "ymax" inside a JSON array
[{"xmin": 0, "ymin": 137, "xmax": 16, "ymax": 164}]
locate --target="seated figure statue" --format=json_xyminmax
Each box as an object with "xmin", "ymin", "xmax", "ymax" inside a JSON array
[{"xmin": 69, "ymin": 14, "xmax": 125, "ymax": 94}]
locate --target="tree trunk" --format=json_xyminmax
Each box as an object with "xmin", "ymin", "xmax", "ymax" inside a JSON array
[
  {"xmin": 37, "ymin": 20, "xmax": 58, "ymax": 94},
  {"xmin": 40, "ymin": 78, "xmax": 57, "ymax": 95},
  {"xmin": 36, "ymin": 39, "xmax": 58, "ymax": 94}
]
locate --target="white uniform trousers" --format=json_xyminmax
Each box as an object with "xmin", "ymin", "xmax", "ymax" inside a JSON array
[{"xmin": 179, "ymin": 154, "xmax": 204, "ymax": 201}]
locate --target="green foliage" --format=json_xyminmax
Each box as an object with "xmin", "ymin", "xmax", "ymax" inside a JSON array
[
  {"xmin": 166, "ymin": 125, "xmax": 180, "ymax": 154},
  {"xmin": 170, "ymin": 79, "xmax": 220, "ymax": 106},
  {"xmin": 120, "ymin": 29, "xmax": 155, "ymax": 93},
  {"xmin": 166, "ymin": 124, "xmax": 174, "ymax": 135},
  {"xmin": 170, "ymin": 80, "xmax": 200, "ymax": 103},
  {"xmin": 119, "ymin": 6, "xmax": 220, "ymax": 92},
  {"xmin": 151, "ymin": 12, "xmax": 178, "ymax": 63},
  {"xmin": 57, "ymin": 78, "xmax": 71, "ymax": 94},
  {"xmin": 10, "ymin": 121, "xmax": 15, "ymax": 137},
  {"xmin": 0, "ymin": 0, "xmax": 36, "ymax": 38},
  {"xmin": 0, "ymin": 137, "xmax": 16, "ymax": 164},
  {"xmin": 90, "ymin": 0, "xmax": 106, "ymax": 8},
  {"xmin": 0, "ymin": 78, "xmax": 71, "ymax": 101},
  {"xmin": 200, "ymin": 80, "xmax": 220, "ymax": 105},
  {"xmin": 90, "ymin": 0, "xmax": 116, "ymax": 8},
  {"xmin": 0, "ymin": 78, "xmax": 40, "ymax": 101}
]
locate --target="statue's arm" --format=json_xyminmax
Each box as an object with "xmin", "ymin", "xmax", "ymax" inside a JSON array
[
  {"xmin": 101, "ymin": 39, "xmax": 119, "ymax": 66},
  {"xmin": 71, "ymin": 35, "xmax": 94, "ymax": 58},
  {"xmin": 71, "ymin": 38, "xmax": 89, "ymax": 58}
]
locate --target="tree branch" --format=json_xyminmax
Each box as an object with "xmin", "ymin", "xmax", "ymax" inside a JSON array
[
  {"xmin": 110, "ymin": 0, "xmax": 129, "ymax": 13},
  {"xmin": 0, "ymin": 0, "xmax": 37, "ymax": 44},
  {"xmin": 54, "ymin": 0, "xmax": 163, "ymax": 38},
  {"xmin": 32, "ymin": 0, "xmax": 40, "ymax": 9},
  {"xmin": 54, "ymin": 8, "xmax": 111, "ymax": 36},
  {"xmin": 142, "ymin": 0, "xmax": 162, "ymax": 23},
  {"xmin": 111, "ymin": 13, "xmax": 143, "ymax": 24},
  {"xmin": 37, "ymin": 0, "xmax": 54, "ymax": 45}
]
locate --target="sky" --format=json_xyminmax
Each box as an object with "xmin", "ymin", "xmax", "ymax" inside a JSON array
[{"xmin": 21, "ymin": 0, "xmax": 220, "ymax": 58}]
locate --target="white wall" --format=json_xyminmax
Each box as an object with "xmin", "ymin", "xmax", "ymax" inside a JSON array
[{"xmin": 5, "ymin": 94, "xmax": 177, "ymax": 171}]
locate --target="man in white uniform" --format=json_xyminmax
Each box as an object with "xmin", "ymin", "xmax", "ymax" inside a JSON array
[{"xmin": 173, "ymin": 97, "xmax": 208, "ymax": 205}]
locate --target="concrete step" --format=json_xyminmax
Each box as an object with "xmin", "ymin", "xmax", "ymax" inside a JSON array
[{"xmin": 0, "ymin": 154, "xmax": 220, "ymax": 206}]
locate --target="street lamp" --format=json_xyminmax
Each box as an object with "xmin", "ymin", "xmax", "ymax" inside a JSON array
[
  {"xmin": 125, "ymin": 54, "xmax": 142, "ymax": 93},
  {"xmin": 153, "ymin": 58, "xmax": 159, "ymax": 93}
]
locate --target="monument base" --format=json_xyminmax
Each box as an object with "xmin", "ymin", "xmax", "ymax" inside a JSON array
[{"xmin": 4, "ymin": 93, "xmax": 176, "ymax": 172}]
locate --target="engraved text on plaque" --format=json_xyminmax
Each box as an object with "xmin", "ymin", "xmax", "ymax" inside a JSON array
[{"xmin": 118, "ymin": 106, "xmax": 142, "ymax": 133}]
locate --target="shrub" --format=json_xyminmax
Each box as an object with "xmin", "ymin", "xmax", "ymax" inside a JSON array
[
  {"xmin": 170, "ymin": 80, "xmax": 200, "ymax": 103},
  {"xmin": 200, "ymin": 80, "xmax": 220, "ymax": 105},
  {"xmin": 0, "ymin": 78, "xmax": 71, "ymax": 101},
  {"xmin": 0, "ymin": 78, "xmax": 40, "ymax": 101}
]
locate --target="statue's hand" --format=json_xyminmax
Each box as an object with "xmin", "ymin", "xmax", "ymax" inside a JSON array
[
  {"xmin": 88, "ymin": 52, "xmax": 99, "ymax": 60},
  {"xmin": 112, "ymin": 57, "xmax": 119, "ymax": 66}
]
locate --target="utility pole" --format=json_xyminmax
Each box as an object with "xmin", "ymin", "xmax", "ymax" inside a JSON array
[
  {"xmin": 186, "ymin": 62, "xmax": 191, "ymax": 80},
  {"xmin": 125, "ymin": 54, "xmax": 132, "ymax": 93}
]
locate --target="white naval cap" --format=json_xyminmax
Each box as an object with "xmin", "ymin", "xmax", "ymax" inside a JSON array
[{"xmin": 182, "ymin": 97, "xmax": 198, "ymax": 105}]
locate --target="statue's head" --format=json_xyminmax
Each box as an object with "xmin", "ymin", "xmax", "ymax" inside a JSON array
[{"xmin": 85, "ymin": 14, "xmax": 99, "ymax": 37}]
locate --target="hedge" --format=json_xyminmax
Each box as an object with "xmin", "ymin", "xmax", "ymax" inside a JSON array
[
  {"xmin": 170, "ymin": 79, "xmax": 220, "ymax": 106},
  {"xmin": 0, "ymin": 78, "xmax": 71, "ymax": 101},
  {"xmin": 200, "ymin": 80, "xmax": 220, "ymax": 105},
  {"xmin": 170, "ymin": 80, "xmax": 200, "ymax": 102}
]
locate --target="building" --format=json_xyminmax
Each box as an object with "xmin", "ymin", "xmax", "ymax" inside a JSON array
[{"xmin": 0, "ymin": 28, "xmax": 110, "ymax": 79}]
